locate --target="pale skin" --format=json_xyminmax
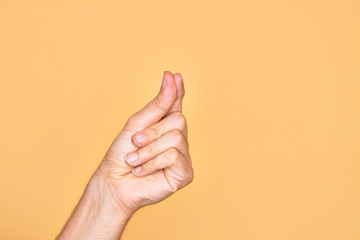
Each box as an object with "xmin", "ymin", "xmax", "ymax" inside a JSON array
[{"xmin": 57, "ymin": 71, "xmax": 193, "ymax": 240}]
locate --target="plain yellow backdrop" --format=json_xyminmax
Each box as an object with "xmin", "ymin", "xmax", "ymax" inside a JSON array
[{"xmin": 1, "ymin": 0, "xmax": 359, "ymax": 239}]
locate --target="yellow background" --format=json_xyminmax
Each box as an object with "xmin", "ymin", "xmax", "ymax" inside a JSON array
[{"xmin": 1, "ymin": 0, "xmax": 359, "ymax": 239}]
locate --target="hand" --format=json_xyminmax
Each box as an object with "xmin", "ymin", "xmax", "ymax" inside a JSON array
[
  {"xmin": 96, "ymin": 71, "xmax": 193, "ymax": 214},
  {"xmin": 57, "ymin": 71, "xmax": 193, "ymax": 240}
]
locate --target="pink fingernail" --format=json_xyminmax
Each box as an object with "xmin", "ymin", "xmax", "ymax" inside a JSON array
[
  {"xmin": 162, "ymin": 78, "xmax": 166, "ymax": 89},
  {"xmin": 125, "ymin": 152, "xmax": 138, "ymax": 164},
  {"xmin": 133, "ymin": 133, "xmax": 147, "ymax": 145},
  {"xmin": 132, "ymin": 166, "xmax": 141, "ymax": 175}
]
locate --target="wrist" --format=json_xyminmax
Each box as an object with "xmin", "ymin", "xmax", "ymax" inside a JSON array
[
  {"xmin": 57, "ymin": 173, "xmax": 133, "ymax": 240},
  {"xmin": 94, "ymin": 162, "xmax": 141, "ymax": 214},
  {"xmin": 88, "ymin": 172, "xmax": 134, "ymax": 223}
]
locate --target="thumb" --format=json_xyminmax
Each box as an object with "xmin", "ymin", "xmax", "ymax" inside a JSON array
[
  {"xmin": 125, "ymin": 71, "xmax": 177, "ymax": 131},
  {"xmin": 166, "ymin": 73, "xmax": 185, "ymax": 115}
]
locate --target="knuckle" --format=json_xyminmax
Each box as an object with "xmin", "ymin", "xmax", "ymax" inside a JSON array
[
  {"xmin": 151, "ymin": 96, "xmax": 165, "ymax": 110},
  {"xmin": 167, "ymin": 148, "xmax": 179, "ymax": 163},
  {"xmin": 144, "ymin": 142, "xmax": 156, "ymax": 156},
  {"xmin": 147, "ymin": 126, "xmax": 159, "ymax": 138},
  {"xmin": 126, "ymin": 114, "xmax": 143, "ymax": 130},
  {"xmin": 146, "ymin": 159, "xmax": 156, "ymax": 170},
  {"xmin": 170, "ymin": 129, "xmax": 184, "ymax": 144},
  {"xmin": 172, "ymin": 112, "xmax": 187, "ymax": 130},
  {"xmin": 127, "ymin": 114, "xmax": 137, "ymax": 125},
  {"xmin": 125, "ymin": 115, "xmax": 141, "ymax": 131}
]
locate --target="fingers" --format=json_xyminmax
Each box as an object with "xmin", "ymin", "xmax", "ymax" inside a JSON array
[
  {"xmin": 131, "ymin": 148, "xmax": 182, "ymax": 176},
  {"xmin": 166, "ymin": 73, "xmax": 185, "ymax": 115},
  {"xmin": 125, "ymin": 71, "xmax": 177, "ymax": 132},
  {"xmin": 132, "ymin": 148, "xmax": 193, "ymax": 191},
  {"xmin": 131, "ymin": 112, "xmax": 187, "ymax": 148},
  {"xmin": 167, "ymin": 73, "xmax": 188, "ymax": 137},
  {"xmin": 125, "ymin": 129, "xmax": 189, "ymax": 167}
]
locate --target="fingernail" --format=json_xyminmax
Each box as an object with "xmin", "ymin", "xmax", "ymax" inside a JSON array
[
  {"xmin": 162, "ymin": 71, "xmax": 169, "ymax": 89},
  {"xmin": 125, "ymin": 152, "xmax": 138, "ymax": 164},
  {"xmin": 162, "ymin": 77, "xmax": 166, "ymax": 89},
  {"xmin": 133, "ymin": 133, "xmax": 147, "ymax": 145},
  {"xmin": 132, "ymin": 166, "xmax": 141, "ymax": 175}
]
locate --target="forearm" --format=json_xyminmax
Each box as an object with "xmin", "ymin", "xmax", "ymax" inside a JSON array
[{"xmin": 57, "ymin": 174, "xmax": 132, "ymax": 240}]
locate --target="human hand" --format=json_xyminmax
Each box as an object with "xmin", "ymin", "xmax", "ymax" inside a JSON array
[
  {"xmin": 96, "ymin": 71, "xmax": 193, "ymax": 215},
  {"xmin": 57, "ymin": 71, "xmax": 193, "ymax": 240}
]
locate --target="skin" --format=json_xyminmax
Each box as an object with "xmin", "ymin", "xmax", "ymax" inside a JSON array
[{"xmin": 57, "ymin": 71, "xmax": 193, "ymax": 240}]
